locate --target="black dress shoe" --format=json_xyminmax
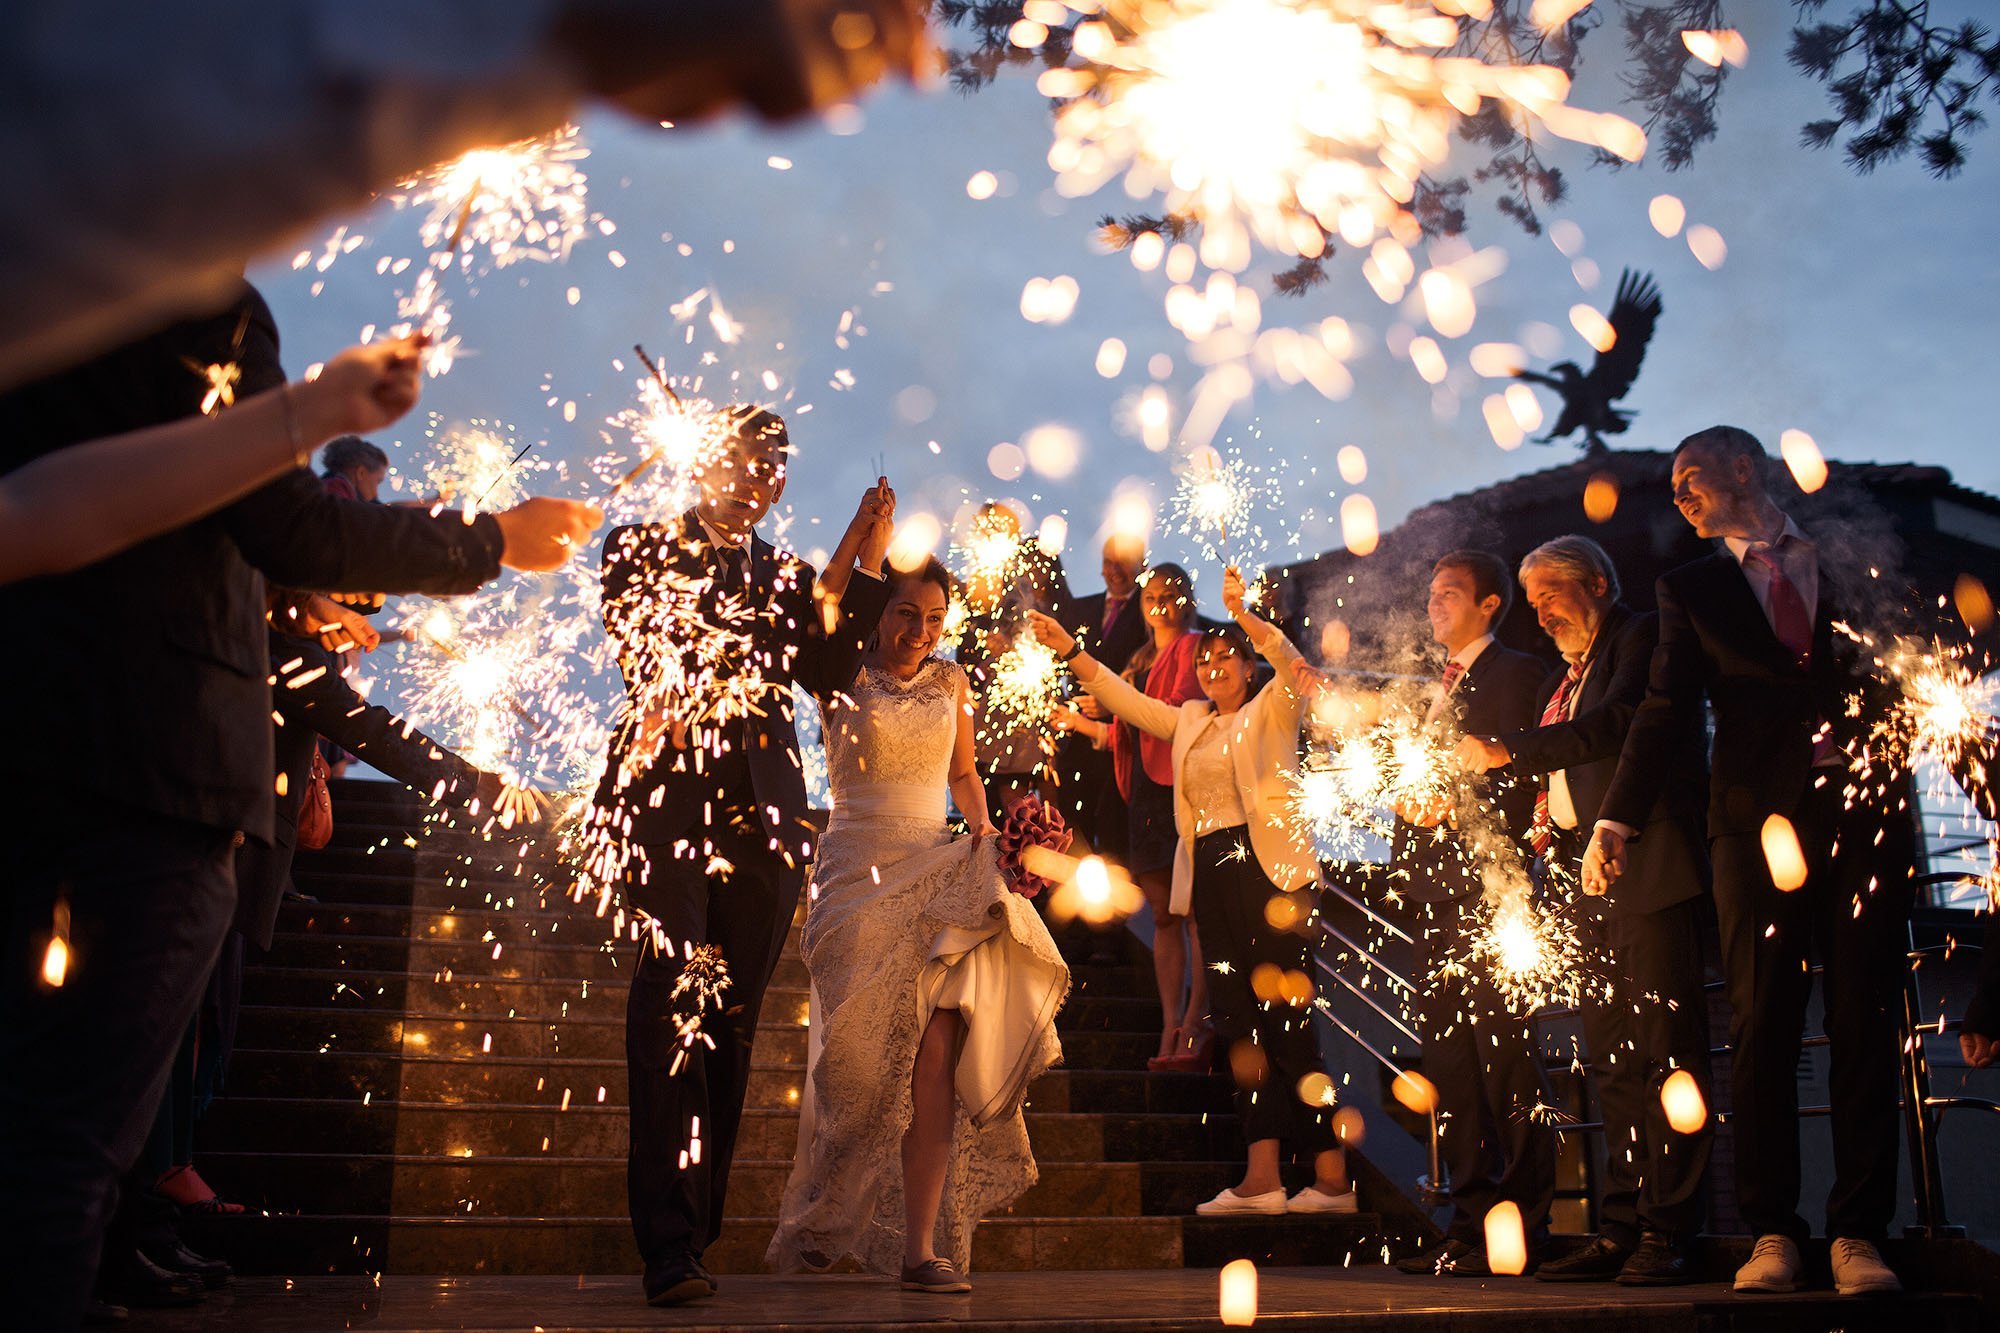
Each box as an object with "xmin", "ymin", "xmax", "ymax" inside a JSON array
[
  {"xmin": 146, "ymin": 1237, "xmax": 233, "ymax": 1289},
  {"xmin": 1396, "ymin": 1238, "xmax": 1482, "ymax": 1275},
  {"xmin": 1617, "ymin": 1230, "xmax": 1697, "ymax": 1286},
  {"xmin": 1536, "ymin": 1234, "xmax": 1632, "ymax": 1283},
  {"xmin": 645, "ymin": 1255, "xmax": 717, "ymax": 1307},
  {"xmin": 99, "ymin": 1247, "xmax": 203, "ymax": 1308},
  {"xmin": 83, "ymin": 1296, "xmax": 129, "ymax": 1325}
]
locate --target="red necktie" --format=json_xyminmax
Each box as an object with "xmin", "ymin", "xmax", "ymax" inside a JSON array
[
  {"xmin": 1746, "ymin": 542, "xmax": 1834, "ymax": 764},
  {"xmin": 1745, "ymin": 544, "xmax": 1811, "ymax": 663},
  {"xmin": 1529, "ymin": 660, "xmax": 1586, "ymax": 855},
  {"xmin": 1441, "ymin": 659, "xmax": 1465, "ymax": 692}
]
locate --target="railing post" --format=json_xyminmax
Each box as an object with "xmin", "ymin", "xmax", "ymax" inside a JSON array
[{"xmin": 1898, "ymin": 931, "xmax": 1962, "ymax": 1238}]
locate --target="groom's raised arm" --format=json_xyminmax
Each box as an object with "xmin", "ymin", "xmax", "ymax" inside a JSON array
[{"xmin": 793, "ymin": 563, "xmax": 888, "ymax": 702}]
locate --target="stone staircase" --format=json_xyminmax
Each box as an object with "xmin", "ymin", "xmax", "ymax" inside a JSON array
[{"xmin": 194, "ymin": 779, "xmax": 1405, "ymax": 1276}]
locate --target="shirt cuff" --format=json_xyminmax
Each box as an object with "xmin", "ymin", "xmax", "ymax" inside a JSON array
[
  {"xmin": 854, "ymin": 566, "xmax": 883, "ymax": 581},
  {"xmin": 1592, "ymin": 818, "xmax": 1640, "ymax": 840}
]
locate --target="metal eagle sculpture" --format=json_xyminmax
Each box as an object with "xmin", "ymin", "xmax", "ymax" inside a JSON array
[{"xmin": 1513, "ymin": 268, "xmax": 1662, "ymax": 455}]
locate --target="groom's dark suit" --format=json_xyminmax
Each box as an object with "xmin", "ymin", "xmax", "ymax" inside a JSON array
[{"xmin": 596, "ymin": 511, "xmax": 887, "ymax": 1280}]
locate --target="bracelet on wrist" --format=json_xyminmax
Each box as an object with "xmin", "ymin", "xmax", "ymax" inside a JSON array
[{"xmin": 1060, "ymin": 642, "xmax": 1084, "ymax": 663}]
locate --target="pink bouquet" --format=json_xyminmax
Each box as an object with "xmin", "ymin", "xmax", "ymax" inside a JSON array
[{"xmin": 996, "ymin": 793, "xmax": 1072, "ymax": 898}]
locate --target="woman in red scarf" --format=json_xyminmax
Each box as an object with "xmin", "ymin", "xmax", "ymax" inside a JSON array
[{"xmin": 1062, "ymin": 563, "xmax": 1208, "ymax": 1069}]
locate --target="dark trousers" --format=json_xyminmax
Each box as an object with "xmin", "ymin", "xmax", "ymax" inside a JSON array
[
  {"xmin": 1710, "ymin": 780, "xmax": 1914, "ymax": 1242},
  {"xmin": 1565, "ymin": 874, "xmax": 1713, "ymax": 1244},
  {"xmin": 625, "ymin": 810, "xmax": 796, "ymax": 1276},
  {"xmin": 1191, "ymin": 831, "xmax": 1336, "ymax": 1156},
  {"xmin": 0, "ymin": 809, "xmax": 238, "ymax": 1329},
  {"xmin": 1412, "ymin": 898, "xmax": 1557, "ymax": 1245}
]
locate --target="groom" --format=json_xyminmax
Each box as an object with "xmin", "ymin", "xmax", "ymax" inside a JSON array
[{"xmin": 595, "ymin": 406, "xmax": 893, "ymax": 1306}]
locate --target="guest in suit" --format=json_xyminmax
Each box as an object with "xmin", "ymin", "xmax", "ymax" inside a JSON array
[
  {"xmin": 1584, "ymin": 425, "xmax": 1913, "ymax": 1298},
  {"xmin": 591, "ymin": 413, "xmax": 893, "ymax": 1307},
  {"xmin": 1457, "ymin": 535, "xmax": 1713, "ymax": 1285},
  {"xmin": 0, "ymin": 282, "xmax": 600, "ymax": 1329},
  {"xmin": 1054, "ymin": 534, "xmax": 1149, "ymax": 862},
  {"xmin": 1391, "ymin": 549, "xmax": 1555, "ymax": 1277},
  {"xmin": 955, "ymin": 501, "xmax": 1073, "ymax": 823}
]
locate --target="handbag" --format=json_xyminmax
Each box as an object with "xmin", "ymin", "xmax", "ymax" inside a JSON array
[{"xmin": 297, "ymin": 749, "xmax": 334, "ymax": 850}]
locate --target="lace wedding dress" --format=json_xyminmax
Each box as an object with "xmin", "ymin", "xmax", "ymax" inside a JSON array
[{"xmin": 766, "ymin": 658, "xmax": 1068, "ymax": 1275}]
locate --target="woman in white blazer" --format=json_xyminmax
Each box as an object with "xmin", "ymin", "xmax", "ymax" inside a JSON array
[{"xmin": 1026, "ymin": 568, "xmax": 1354, "ymax": 1217}]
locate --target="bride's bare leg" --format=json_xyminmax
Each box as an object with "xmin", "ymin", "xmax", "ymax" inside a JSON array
[{"xmin": 901, "ymin": 1007, "xmax": 963, "ymax": 1267}]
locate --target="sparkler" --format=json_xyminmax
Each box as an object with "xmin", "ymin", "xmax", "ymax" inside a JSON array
[
  {"xmin": 1025, "ymin": 0, "xmax": 1645, "ymax": 430},
  {"xmin": 424, "ymin": 419, "xmax": 543, "ymax": 514},
  {"xmin": 665, "ymin": 939, "xmax": 734, "ymax": 1076},
  {"xmin": 1169, "ymin": 446, "xmax": 1275, "ymax": 566},
  {"xmin": 1461, "ymin": 886, "xmax": 1593, "ymax": 1014},
  {"xmin": 1839, "ymin": 624, "xmax": 1998, "ymax": 821},
  {"xmin": 599, "ymin": 362, "xmax": 730, "ymax": 524},
  {"xmin": 1290, "ymin": 693, "xmax": 1455, "ymax": 854},
  {"xmin": 980, "ymin": 635, "xmax": 1068, "ymax": 742},
  {"xmin": 396, "ymin": 125, "xmax": 592, "ymax": 269}
]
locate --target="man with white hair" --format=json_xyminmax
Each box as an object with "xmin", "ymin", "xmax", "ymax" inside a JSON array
[{"xmin": 1457, "ymin": 534, "xmax": 1712, "ymax": 1286}]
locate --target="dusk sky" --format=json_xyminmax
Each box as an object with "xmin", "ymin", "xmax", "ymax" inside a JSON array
[{"xmin": 254, "ymin": 3, "xmax": 1999, "ymax": 603}]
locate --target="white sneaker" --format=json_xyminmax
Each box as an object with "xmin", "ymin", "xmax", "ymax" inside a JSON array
[
  {"xmin": 1830, "ymin": 1238, "xmax": 1902, "ymax": 1296},
  {"xmin": 1195, "ymin": 1187, "xmax": 1289, "ymax": 1216},
  {"xmin": 1287, "ymin": 1186, "xmax": 1359, "ymax": 1214},
  {"xmin": 1733, "ymin": 1234, "xmax": 1803, "ymax": 1293}
]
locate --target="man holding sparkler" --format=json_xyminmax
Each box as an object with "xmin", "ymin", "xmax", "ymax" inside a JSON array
[
  {"xmin": 1456, "ymin": 535, "xmax": 1712, "ymax": 1286},
  {"xmin": 1391, "ymin": 549, "xmax": 1553, "ymax": 1278},
  {"xmin": 593, "ymin": 410, "xmax": 894, "ymax": 1307},
  {"xmin": 0, "ymin": 283, "xmax": 603, "ymax": 1328},
  {"xmin": 1584, "ymin": 426, "xmax": 1913, "ymax": 1297}
]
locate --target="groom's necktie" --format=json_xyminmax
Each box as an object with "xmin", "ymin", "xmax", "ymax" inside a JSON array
[{"xmin": 716, "ymin": 543, "xmax": 748, "ymax": 591}]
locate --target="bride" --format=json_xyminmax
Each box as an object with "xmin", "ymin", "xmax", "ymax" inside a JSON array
[{"xmin": 766, "ymin": 552, "xmax": 1069, "ymax": 1292}]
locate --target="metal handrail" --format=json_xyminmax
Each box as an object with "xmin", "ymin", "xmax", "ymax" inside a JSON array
[{"xmin": 1311, "ymin": 889, "xmax": 1994, "ymax": 1239}]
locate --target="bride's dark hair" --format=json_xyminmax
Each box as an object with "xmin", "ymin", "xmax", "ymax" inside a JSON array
[{"xmin": 887, "ymin": 555, "xmax": 954, "ymax": 603}]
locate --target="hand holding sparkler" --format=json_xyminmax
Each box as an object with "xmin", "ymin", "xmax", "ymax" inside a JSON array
[
  {"xmin": 493, "ymin": 496, "xmax": 605, "ymax": 571},
  {"xmin": 1453, "ymin": 735, "xmax": 1510, "ymax": 774},
  {"xmin": 1023, "ymin": 609, "xmax": 1083, "ymax": 665},
  {"xmin": 304, "ymin": 597, "xmax": 382, "ymax": 656},
  {"xmin": 1580, "ymin": 825, "xmax": 1628, "ymax": 896},
  {"xmin": 1222, "ymin": 565, "xmax": 1249, "ymax": 618},
  {"xmin": 302, "ymin": 335, "xmax": 430, "ymax": 440},
  {"xmin": 1290, "ymin": 658, "xmax": 1330, "ymax": 697},
  {"xmin": 852, "ymin": 476, "xmax": 897, "ymax": 572}
]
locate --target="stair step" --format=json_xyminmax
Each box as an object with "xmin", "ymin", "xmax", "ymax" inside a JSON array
[
  {"xmin": 193, "ymin": 1152, "xmax": 1311, "ymax": 1221},
  {"xmin": 186, "ymin": 1210, "xmax": 1386, "ymax": 1276},
  {"xmin": 233, "ymin": 1004, "xmax": 797, "ymax": 1064},
  {"xmin": 201, "ymin": 1093, "xmax": 1250, "ymax": 1164}
]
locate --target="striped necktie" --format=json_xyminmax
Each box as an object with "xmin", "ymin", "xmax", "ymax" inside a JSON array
[{"xmin": 1528, "ymin": 660, "xmax": 1586, "ymax": 855}]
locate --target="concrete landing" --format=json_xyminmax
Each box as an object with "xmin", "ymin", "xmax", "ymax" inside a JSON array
[{"xmin": 121, "ymin": 1267, "xmax": 1984, "ymax": 1332}]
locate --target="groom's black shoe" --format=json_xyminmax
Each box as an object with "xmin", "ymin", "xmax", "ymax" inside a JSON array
[{"xmin": 645, "ymin": 1254, "xmax": 717, "ymax": 1307}]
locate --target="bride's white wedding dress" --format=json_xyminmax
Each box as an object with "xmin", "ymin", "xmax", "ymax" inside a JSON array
[{"xmin": 766, "ymin": 657, "xmax": 1068, "ymax": 1275}]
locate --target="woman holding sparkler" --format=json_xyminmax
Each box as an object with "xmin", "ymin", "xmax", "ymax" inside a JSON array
[
  {"xmin": 1028, "ymin": 569, "xmax": 1354, "ymax": 1217},
  {"xmin": 769, "ymin": 556, "xmax": 1069, "ymax": 1293},
  {"xmin": 1051, "ymin": 563, "xmax": 1211, "ymax": 1070}
]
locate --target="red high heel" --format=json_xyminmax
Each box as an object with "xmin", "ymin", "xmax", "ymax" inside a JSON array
[
  {"xmin": 1145, "ymin": 1025, "xmax": 1186, "ymax": 1072},
  {"xmin": 1157, "ymin": 1022, "xmax": 1214, "ymax": 1073}
]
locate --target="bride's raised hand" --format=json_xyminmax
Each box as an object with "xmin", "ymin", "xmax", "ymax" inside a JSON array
[
  {"xmin": 1023, "ymin": 609, "xmax": 1075, "ymax": 658},
  {"xmin": 849, "ymin": 476, "xmax": 896, "ymax": 569}
]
